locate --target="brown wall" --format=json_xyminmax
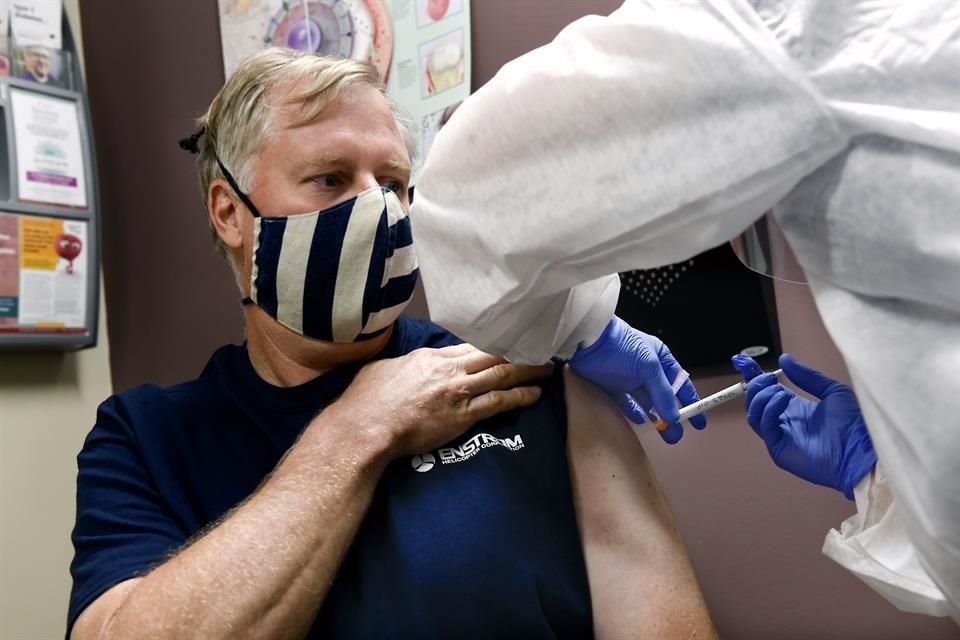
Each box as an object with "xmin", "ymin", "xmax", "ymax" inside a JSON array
[
  {"xmin": 81, "ymin": 0, "xmax": 956, "ymax": 637},
  {"xmin": 82, "ymin": 0, "xmax": 242, "ymax": 391}
]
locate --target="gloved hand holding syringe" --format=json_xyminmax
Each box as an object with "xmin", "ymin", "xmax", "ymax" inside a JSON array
[
  {"xmin": 650, "ymin": 369, "xmax": 784, "ymax": 432},
  {"xmin": 569, "ymin": 315, "xmax": 784, "ymax": 441}
]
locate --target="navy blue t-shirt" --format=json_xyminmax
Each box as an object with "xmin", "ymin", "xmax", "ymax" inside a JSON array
[{"xmin": 68, "ymin": 316, "xmax": 593, "ymax": 638}]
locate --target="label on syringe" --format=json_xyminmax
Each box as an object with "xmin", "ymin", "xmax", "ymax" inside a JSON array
[
  {"xmin": 703, "ymin": 387, "xmax": 744, "ymax": 408},
  {"xmin": 674, "ymin": 381, "xmax": 749, "ymax": 423}
]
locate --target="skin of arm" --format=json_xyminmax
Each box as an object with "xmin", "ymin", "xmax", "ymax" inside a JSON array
[
  {"xmin": 72, "ymin": 403, "xmax": 393, "ymax": 640},
  {"xmin": 70, "ymin": 345, "xmax": 550, "ymax": 640},
  {"xmin": 565, "ymin": 367, "xmax": 718, "ymax": 640}
]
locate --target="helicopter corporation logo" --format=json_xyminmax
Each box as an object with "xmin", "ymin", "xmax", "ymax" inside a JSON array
[
  {"xmin": 411, "ymin": 453, "xmax": 436, "ymax": 472},
  {"xmin": 410, "ymin": 433, "xmax": 525, "ymax": 472}
]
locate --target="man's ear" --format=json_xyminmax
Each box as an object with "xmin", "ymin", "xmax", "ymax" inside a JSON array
[{"xmin": 208, "ymin": 179, "xmax": 245, "ymax": 251}]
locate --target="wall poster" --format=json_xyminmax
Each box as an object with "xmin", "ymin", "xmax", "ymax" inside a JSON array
[{"xmin": 217, "ymin": 0, "xmax": 471, "ymax": 183}]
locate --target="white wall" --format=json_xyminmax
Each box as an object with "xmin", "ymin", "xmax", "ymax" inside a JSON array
[{"xmin": 0, "ymin": 2, "xmax": 113, "ymax": 638}]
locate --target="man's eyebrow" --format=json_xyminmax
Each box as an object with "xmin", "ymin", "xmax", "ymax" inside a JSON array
[
  {"xmin": 299, "ymin": 154, "xmax": 352, "ymax": 171},
  {"xmin": 296, "ymin": 155, "xmax": 410, "ymax": 174},
  {"xmin": 382, "ymin": 158, "xmax": 411, "ymax": 174}
]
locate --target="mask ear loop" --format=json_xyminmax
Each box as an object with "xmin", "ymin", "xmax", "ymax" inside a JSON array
[
  {"xmin": 214, "ymin": 156, "xmax": 262, "ymax": 219},
  {"xmin": 179, "ymin": 126, "xmax": 261, "ymax": 307},
  {"xmin": 178, "ymin": 126, "xmax": 263, "ymax": 218}
]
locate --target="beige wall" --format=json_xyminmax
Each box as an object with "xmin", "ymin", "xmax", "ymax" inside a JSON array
[{"xmin": 0, "ymin": 3, "xmax": 113, "ymax": 639}]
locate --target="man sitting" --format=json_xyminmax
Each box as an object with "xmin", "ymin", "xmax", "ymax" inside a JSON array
[{"xmin": 67, "ymin": 48, "xmax": 716, "ymax": 640}]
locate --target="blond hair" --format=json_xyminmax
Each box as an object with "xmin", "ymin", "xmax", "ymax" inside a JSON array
[{"xmin": 195, "ymin": 48, "xmax": 418, "ymax": 256}]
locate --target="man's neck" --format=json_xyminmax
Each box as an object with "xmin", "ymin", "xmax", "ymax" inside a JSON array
[{"xmin": 244, "ymin": 307, "xmax": 393, "ymax": 387}]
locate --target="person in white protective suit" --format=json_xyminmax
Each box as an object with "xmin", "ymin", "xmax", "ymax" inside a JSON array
[{"xmin": 410, "ymin": 0, "xmax": 960, "ymax": 624}]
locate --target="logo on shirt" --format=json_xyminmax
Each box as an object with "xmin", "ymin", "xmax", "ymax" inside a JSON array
[
  {"xmin": 411, "ymin": 453, "xmax": 436, "ymax": 472},
  {"xmin": 411, "ymin": 433, "xmax": 525, "ymax": 472}
]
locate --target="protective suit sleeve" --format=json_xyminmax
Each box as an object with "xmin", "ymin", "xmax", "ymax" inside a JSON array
[
  {"xmin": 411, "ymin": 0, "xmax": 848, "ymax": 363},
  {"xmin": 823, "ymin": 464, "xmax": 954, "ymax": 618},
  {"xmin": 807, "ymin": 277, "xmax": 960, "ymax": 622}
]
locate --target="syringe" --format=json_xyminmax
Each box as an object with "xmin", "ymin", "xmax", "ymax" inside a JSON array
[{"xmin": 654, "ymin": 369, "xmax": 784, "ymax": 431}]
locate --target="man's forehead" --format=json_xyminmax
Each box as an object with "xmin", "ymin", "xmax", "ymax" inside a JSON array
[
  {"xmin": 270, "ymin": 82, "xmax": 392, "ymax": 128},
  {"xmin": 266, "ymin": 85, "xmax": 408, "ymax": 161}
]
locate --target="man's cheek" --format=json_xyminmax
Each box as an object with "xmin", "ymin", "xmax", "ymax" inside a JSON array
[{"xmin": 239, "ymin": 221, "xmax": 257, "ymax": 282}]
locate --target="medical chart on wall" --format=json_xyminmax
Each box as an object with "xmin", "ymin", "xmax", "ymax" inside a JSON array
[
  {"xmin": 10, "ymin": 88, "xmax": 88, "ymax": 208},
  {"xmin": 0, "ymin": 212, "xmax": 88, "ymax": 333},
  {"xmin": 217, "ymin": 0, "xmax": 471, "ymax": 183}
]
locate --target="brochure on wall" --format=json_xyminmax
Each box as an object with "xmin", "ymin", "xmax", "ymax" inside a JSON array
[
  {"xmin": 0, "ymin": 212, "xmax": 88, "ymax": 333},
  {"xmin": 217, "ymin": 0, "xmax": 471, "ymax": 184},
  {"xmin": 9, "ymin": 0, "xmax": 62, "ymax": 49},
  {"xmin": 0, "ymin": 1, "xmax": 11, "ymax": 77},
  {"xmin": 10, "ymin": 87, "xmax": 88, "ymax": 208},
  {"xmin": 12, "ymin": 42, "xmax": 72, "ymax": 89}
]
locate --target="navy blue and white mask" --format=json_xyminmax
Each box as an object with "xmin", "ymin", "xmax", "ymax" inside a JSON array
[
  {"xmin": 174, "ymin": 134, "xmax": 417, "ymax": 342},
  {"xmin": 239, "ymin": 186, "xmax": 418, "ymax": 343}
]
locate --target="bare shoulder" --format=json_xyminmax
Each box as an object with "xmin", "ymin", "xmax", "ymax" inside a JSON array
[{"xmin": 564, "ymin": 367, "xmax": 717, "ymax": 640}]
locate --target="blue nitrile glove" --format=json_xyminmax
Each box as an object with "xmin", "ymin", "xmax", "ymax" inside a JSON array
[
  {"xmin": 731, "ymin": 353, "xmax": 877, "ymax": 499},
  {"xmin": 570, "ymin": 316, "xmax": 706, "ymax": 444}
]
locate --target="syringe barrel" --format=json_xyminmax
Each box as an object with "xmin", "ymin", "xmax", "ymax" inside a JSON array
[
  {"xmin": 676, "ymin": 381, "xmax": 748, "ymax": 422},
  {"xmin": 675, "ymin": 368, "xmax": 784, "ymax": 422}
]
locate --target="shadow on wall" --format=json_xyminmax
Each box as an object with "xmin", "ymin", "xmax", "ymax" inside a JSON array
[{"xmin": 0, "ymin": 352, "xmax": 80, "ymax": 388}]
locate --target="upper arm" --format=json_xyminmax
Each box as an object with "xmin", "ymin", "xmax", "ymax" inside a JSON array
[
  {"xmin": 564, "ymin": 367, "xmax": 717, "ymax": 640},
  {"xmin": 68, "ymin": 394, "xmax": 187, "ymax": 636}
]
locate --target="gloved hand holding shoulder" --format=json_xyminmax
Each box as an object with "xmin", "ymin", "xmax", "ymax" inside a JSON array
[
  {"xmin": 570, "ymin": 316, "xmax": 706, "ymax": 444},
  {"xmin": 731, "ymin": 353, "xmax": 877, "ymax": 499}
]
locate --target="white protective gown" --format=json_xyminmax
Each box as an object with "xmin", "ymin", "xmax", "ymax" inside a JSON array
[{"xmin": 411, "ymin": 0, "xmax": 960, "ymax": 621}]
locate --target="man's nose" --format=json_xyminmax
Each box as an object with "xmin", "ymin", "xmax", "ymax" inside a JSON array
[{"xmin": 355, "ymin": 173, "xmax": 380, "ymax": 194}]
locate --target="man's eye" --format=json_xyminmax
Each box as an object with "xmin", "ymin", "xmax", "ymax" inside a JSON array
[
  {"xmin": 382, "ymin": 179, "xmax": 404, "ymax": 193},
  {"xmin": 315, "ymin": 175, "xmax": 342, "ymax": 188}
]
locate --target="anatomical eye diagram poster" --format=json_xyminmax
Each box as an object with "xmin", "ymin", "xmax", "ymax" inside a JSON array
[{"xmin": 217, "ymin": 0, "xmax": 471, "ymax": 183}]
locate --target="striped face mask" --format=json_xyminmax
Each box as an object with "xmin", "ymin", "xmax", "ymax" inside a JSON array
[{"xmin": 239, "ymin": 186, "xmax": 419, "ymax": 343}]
